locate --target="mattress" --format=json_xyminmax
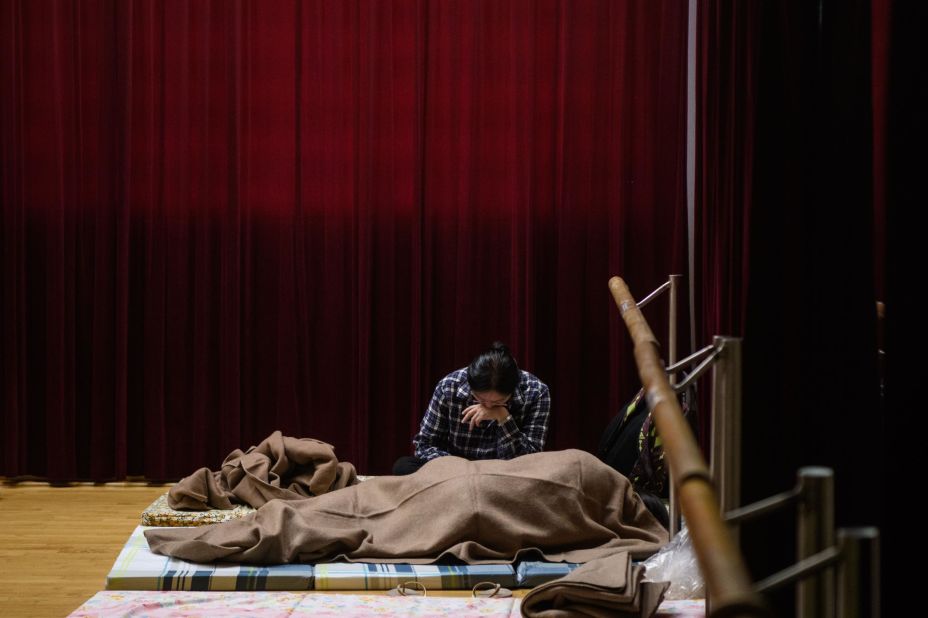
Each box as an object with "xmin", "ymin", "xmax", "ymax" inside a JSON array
[
  {"xmin": 107, "ymin": 526, "xmax": 314, "ymax": 591},
  {"xmin": 108, "ymin": 526, "xmax": 513, "ymax": 592},
  {"xmin": 69, "ymin": 591, "xmax": 522, "ymax": 618},
  {"xmin": 312, "ymin": 561, "xmax": 517, "ymax": 591},
  {"xmin": 514, "ymin": 560, "xmax": 581, "ymax": 587},
  {"xmin": 70, "ymin": 591, "xmax": 705, "ymax": 617}
]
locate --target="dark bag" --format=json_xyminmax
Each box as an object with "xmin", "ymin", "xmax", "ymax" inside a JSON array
[
  {"xmin": 597, "ymin": 389, "xmax": 649, "ymax": 478},
  {"xmin": 598, "ymin": 384, "xmax": 699, "ymax": 499}
]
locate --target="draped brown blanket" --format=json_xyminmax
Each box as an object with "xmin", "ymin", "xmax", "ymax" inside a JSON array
[
  {"xmin": 520, "ymin": 552, "xmax": 670, "ymax": 617},
  {"xmin": 167, "ymin": 431, "xmax": 358, "ymax": 510},
  {"xmin": 147, "ymin": 449, "xmax": 668, "ymax": 565}
]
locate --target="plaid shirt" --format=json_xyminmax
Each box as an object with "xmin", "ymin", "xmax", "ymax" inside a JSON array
[{"xmin": 413, "ymin": 368, "xmax": 551, "ymax": 461}]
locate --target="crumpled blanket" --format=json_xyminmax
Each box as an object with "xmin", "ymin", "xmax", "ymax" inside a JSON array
[
  {"xmin": 147, "ymin": 449, "xmax": 668, "ymax": 565},
  {"xmin": 167, "ymin": 430, "xmax": 358, "ymax": 510},
  {"xmin": 520, "ymin": 552, "xmax": 670, "ymax": 617}
]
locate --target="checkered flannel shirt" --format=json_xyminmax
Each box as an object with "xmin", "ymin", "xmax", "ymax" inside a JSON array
[{"xmin": 413, "ymin": 368, "xmax": 551, "ymax": 461}]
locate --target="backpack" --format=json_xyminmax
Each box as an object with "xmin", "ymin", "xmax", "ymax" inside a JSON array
[{"xmin": 597, "ymin": 384, "xmax": 698, "ymax": 498}]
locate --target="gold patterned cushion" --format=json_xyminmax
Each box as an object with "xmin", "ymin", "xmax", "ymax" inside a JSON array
[{"xmin": 140, "ymin": 493, "xmax": 256, "ymax": 527}]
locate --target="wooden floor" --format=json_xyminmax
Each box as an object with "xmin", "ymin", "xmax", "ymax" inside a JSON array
[
  {"xmin": 0, "ymin": 483, "xmax": 167, "ymax": 617},
  {"xmin": 0, "ymin": 484, "xmax": 527, "ymax": 617}
]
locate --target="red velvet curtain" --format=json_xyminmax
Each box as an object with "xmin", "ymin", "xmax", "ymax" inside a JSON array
[
  {"xmin": 1, "ymin": 0, "xmax": 688, "ymax": 481},
  {"xmin": 693, "ymin": 0, "xmax": 759, "ymax": 449},
  {"xmin": 694, "ymin": 1, "xmax": 758, "ymax": 342}
]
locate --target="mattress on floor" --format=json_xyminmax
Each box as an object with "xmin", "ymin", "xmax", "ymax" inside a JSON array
[
  {"xmin": 107, "ymin": 526, "xmax": 314, "ymax": 591},
  {"xmin": 141, "ymin": 476, "xmax": 375, "ymax": 527},
  {"xmin": 70, "ymin": 591, "xmax": 704, "ymax": 617},
  {"xmin": 69, "ymin": 591, "xmax": 523, "ymax": 618},
  {"xmin": 108, "ymin": 525, "xmax": 512, "ymax": 592},
  {"xmin": 514, "ymin": 560, "xmax": 581, "ymax": 587},
  {"xmin": 312, "ymin": 561, "xmax": 517, "ymax": 591}
]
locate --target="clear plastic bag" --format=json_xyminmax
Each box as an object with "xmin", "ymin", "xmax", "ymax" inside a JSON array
[{"xmin": 642, "ymin": 521, "xmax": 706, "ymax": 599}]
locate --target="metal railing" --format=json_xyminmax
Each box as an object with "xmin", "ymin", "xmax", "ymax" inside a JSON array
[
  {"xmin": 638, "ymin": 274, "xmax": 684, "ymax": 535},
  {"xmin": 609, "ymin": 276, "xmax": 768, "ymax": 617},
  {"xmin": 611, "ymin": 275, "xmax": 881, "ymax": 617},
  {"xmin": 727, "ymin": 468, "xmax": 881, "ymax": 618}
]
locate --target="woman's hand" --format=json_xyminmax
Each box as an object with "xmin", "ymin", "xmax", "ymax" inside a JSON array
[{"xmin": 461, "ymin": 404, "xmax": 509, "ymax": 431}]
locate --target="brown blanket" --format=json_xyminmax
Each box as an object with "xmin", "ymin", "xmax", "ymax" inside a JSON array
[
  {"xmin": 147, "ymin": 449, "xmax": 668, "ymax": 565},
  {"xmin": 168, "ymin": 431, "xmax": 358, "ymax": 510},
  {"xmin": 520, "ymin": 552, "xmax": 670, "ymax": 617}
]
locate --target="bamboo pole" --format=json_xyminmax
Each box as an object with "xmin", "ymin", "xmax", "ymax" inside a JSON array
[{"xmin": 609, "ymin": 276, "xmax": 767, "ymax": 617}]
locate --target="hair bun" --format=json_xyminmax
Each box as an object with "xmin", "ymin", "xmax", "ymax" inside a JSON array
[{"xmin": 467, "ymin": 341, "xmax": 520, "ymax": 395}]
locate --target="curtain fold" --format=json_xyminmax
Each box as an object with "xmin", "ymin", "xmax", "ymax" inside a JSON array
[
  {"xmin": 693, "ymin": 0, "xmax": 759, "ymax": 450},
  {"xmin": 1, "ymin": 0, "xmax": 688, "ymax": 480},
  {"xmin": 695, "ymin": 1, "xmax": 882, "ymax": 614}
]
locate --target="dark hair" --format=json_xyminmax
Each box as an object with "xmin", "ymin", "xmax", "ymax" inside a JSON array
[{"xmin": 466, "ymin": 341, "xmax": 520, "ymax": 395}]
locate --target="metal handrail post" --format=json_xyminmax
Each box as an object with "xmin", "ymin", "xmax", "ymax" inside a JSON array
[
  {"xmin": 797, "ymin": 467, "xmax": 835, "ymax": 618},
  {"xmin": 837, "ymin": 528, "xmax": 881, "ymax": 618},
  {"xmin": 669, "ymin": 274, "xmax": 683, "ymax": 536},
  {"xmin": 710, "ymin": 337, "xmax": 742, "ymax": 522}
]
